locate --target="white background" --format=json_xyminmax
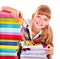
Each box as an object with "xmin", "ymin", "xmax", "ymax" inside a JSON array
[{"xmin": 0, "ymin": 0, "xmax": 60, "ymax": 59}]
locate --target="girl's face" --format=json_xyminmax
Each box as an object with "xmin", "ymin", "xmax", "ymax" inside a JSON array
[{"xmin": 32, "ymin": 13, "xmax": 49, "ymax": 30}]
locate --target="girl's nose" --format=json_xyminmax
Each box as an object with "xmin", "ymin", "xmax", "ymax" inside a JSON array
[{"xmin": 39, "ymin": 19, "xmax": 43, "ymax": 23}]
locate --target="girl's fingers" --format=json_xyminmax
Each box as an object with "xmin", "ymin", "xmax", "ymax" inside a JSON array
[
  {"xmin": 10, "ymin": 10, "xmax": 18, "ymax": 22},
  {"xmin": 46, "ymin": 44, "xmax": 54, "ymax": 55},
  {"xmin": 11, "ymin": 11, "xmax": 23, "ymax": 22},
  {"xmin": 46, "ymin": 49, "xmax": 54, "ymax": 55},
  {"xmin": 15, "ymin": 11, "xmax": 19, "ymax": 22},
  {"xmin": 19, "ymin": 11, "xmax": 23, "ymax": 17}
]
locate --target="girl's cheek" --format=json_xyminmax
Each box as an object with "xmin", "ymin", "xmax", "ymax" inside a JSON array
[
  {"xmin": 43, "ymin": 21, "xmax": 47, "ymax": 25},
  {"xmin": 35, "ymin": 19, "xmax": 40, "ymax": 23}
]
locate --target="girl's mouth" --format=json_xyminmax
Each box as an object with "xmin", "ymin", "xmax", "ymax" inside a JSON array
[
  {"xmin": 35, "ymin": 22, "xmax": 41, "ymax": 29},
  {"xmin": 36, "ymin": 22, "xmax": 42, "ymax": 27}
]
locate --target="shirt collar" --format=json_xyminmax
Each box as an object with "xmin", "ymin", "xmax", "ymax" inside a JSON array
[{"xmin": 26, "ymin": 21, "xmax": 41, "ymax": 40}]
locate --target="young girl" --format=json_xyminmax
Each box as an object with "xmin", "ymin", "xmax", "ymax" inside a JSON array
[{"xmin": 2, "ymin": 5, "xmax": 54, "ymax": 59}]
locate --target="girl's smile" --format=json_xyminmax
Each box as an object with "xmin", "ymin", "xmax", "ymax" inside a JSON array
[{"xmin": 32, "ymin": 14, "xmax": 49, "ymax": 30}]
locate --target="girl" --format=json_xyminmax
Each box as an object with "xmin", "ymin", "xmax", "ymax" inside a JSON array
[{"xmin": 2, "ymin": 5, "xmax": 54, "ymax": 59}]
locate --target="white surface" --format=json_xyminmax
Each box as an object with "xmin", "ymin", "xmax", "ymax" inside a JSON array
[{"xmin": 0, "ymin": 0, "xmax": 60, "ymax": 59}]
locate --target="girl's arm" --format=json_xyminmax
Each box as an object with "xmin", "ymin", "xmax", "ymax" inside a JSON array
[
  {"xmin": 2, "ymin": 6, "xmax": 17, "ymax": 13},
  {"xmin": 1, "ymin": 6, "xmax": 23, "ymax": 21}
]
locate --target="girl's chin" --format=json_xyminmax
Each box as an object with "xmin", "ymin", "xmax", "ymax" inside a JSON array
[{"xmin": 35, "ymin": 23, "xmax": 41, "ymax": 29}]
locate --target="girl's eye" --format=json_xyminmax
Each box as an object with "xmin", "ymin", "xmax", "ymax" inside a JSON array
[
  {"xmin": 37, "ymin": 16, "xmax": 40, "ymax": 18},
  {"xmin": 44, "ymin": 19, "xmax": 47, "ymax": 21}
]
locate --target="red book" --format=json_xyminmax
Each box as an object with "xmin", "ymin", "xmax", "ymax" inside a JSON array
[
  {"xmin": 0, "ymin": 34, "xmax": 23, "ymax": 40},
  {"xmin": 0, "ymin": 56, "xmax": 18, "ymax": 59}
]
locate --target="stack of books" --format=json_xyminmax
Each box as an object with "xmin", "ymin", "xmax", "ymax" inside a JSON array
[
  {"xmin": 0, "ymin": 11, "xmax": 23, "ymax": 59},
  {"xmin": 20, "ymin": 46, "xmax": 48, "ymax": 59}
]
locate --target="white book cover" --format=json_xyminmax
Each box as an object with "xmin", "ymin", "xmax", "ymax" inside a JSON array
[
  {"xmin": 20, "ymin": 57, "xmax": 47, "ymax": 59},
  {"xmin": 21, "ymin": 51, "xmax": 46, "ymax": 54},
  {"xmin": 20, "ymin": 54, "xmax": 47, "ymax": 57}
]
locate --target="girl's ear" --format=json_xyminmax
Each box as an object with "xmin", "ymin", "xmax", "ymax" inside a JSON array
[{"xmin": 32, "ymin": 13, "xmax": 35, "ymax": 19}]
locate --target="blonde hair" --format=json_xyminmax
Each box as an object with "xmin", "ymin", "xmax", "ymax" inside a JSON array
[
  {"xmin": 36, "ymin": 5, "xmax": 51, "ymax": 19},
  {"xmin": 35, "ymin": 5, "xmax": 53, "ymax": 46},
  {"xmin": 39, "ymin": 25, "xmax": 53, "ymax": 47}
]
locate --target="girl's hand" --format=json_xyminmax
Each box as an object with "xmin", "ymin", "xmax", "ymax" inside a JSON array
[
  {"xmin": 11, "ymin": 10, "xmax": 23, "ymax": 22},
  {"xmin": 46, "ymin": 44, "xmax": 54, "ymax": 56},
  {"xmin": 2, "ymin": 6, "xmax": 23, "ymax": 22}
]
